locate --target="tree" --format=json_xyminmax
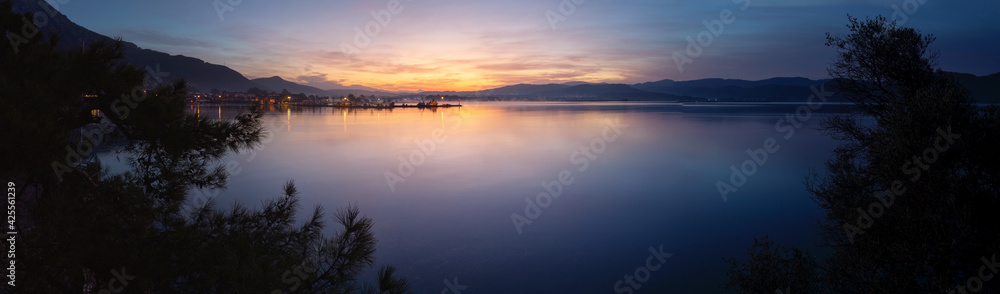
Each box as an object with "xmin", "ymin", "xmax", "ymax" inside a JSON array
[
  {"xmin": 724, "ymin": 237, "xmax": 820, "ymax": 294},
  {"xmin": 726, "ymin": 15, "xmax": 1000, "ymax": 293},
  {"xmin": 807, "ymin": 15, "xmax": 1000, "ymax": 293},
  {"xmin": 0, "ymin": 2, "xmax": 409, "ymax": 293},
  {"xmin": 247, "ymin": 87, "xmax": 269, "ymax": 98}
]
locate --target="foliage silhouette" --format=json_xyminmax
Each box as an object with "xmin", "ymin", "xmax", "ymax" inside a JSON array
[
  {"xmin": 724, "ymin": 237, "xmax": 821, "ymax": 294},
  {"xmin": 726, "ymin": 15, "xmax": 1000, "ymax": 293},
  {"xmin": 0, "ymin": 1, "xmax": 409, "ymax": 293}
]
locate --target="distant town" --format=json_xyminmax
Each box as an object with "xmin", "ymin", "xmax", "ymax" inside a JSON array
[{"xmin": 186, "ymin": 88, "xmax": 463, "ymax": 108}]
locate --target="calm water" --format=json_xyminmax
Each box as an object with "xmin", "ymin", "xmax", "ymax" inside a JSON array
[{"xmin": 184, "ymin": 102, "xmax": 842, "ymax": 293}]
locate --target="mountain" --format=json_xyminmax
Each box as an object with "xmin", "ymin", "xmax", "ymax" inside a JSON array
[
  {"xmin": 124, "ymin": 49, "xmax": 259, "ymax": 92},
  {"xmin": 487, "ymin": 84, "xmax": 570, "ymax": 95},
  {"xmin": 445, "ymin": 83, "xmax": 688, "ymax": 100},
  {"xmin": 562, "ymin": 81, "xmax": 600, "ymax": 86},
  {"xmin": 537, "ymin": 84, "xmax": 641, "ymax": 96},
  {"xmin": 535, "ymin": 84, "xmax": 679, "ymax": 100},
  {"xmin": 325, "ymin": 84, "xmax": 383, "ymax": 92},
  {"xmin": 11, "ymin": 0, "xmax": 258, "ymax": 92},
  {"xmin": 634, "ymin": 77, "xmax": 822, "ymax": 90},
  {"xmin": 250, "ymin": 76, "xmax": 327, "ymax": 96},
  {"xmin": 945, "ymin": 72, "xmax": 1000, "ymax": 104},
  {"xmin": 456, "ymin": 78, "xmax": 842, "ymax": 101},
  {"xmin": 633, "ymin": 77, "xmax": 848, "ymax": 102},
  {"xmin": 632, "ymin": 74, "xmax": 1000, "ymax": 103}
]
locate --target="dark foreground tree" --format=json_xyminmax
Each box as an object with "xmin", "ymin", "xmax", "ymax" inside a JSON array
[
  {"xmin": 723, "ymin": 237, "xmax": 820, "ymax": 294},
  {"xmin": 726, "ymin": 16, "xmax": 1000, "ymax": 293},
  {"xmin": 0, "ymin": 1, "xmax": 408, "ymax": 293}
]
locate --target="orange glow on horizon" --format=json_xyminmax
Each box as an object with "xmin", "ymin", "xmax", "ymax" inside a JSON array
[{"xmin": 259, "ymin": 56, "xmax": 631, "ymax": 92}]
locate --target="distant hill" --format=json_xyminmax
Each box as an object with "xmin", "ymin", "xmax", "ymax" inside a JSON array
[
  {"xmin": 562, "ymin": 81, "xmax": 602, "ymax": 86},
  {"xmin": 631, "ymin": 77, "xmax": 849, "ymax": 102},
  {"xmin": 325, "ymin": 84, "xmax": 383, "ymax": 93},
  {"xmin": 322, "ymin": 89, "xmax": 396, "ymax": 98},
  {"xmin": 445, "ymin": 83, "xmax": 688, "ymax": 101},
  {"xmin": 634, "ymin": 77, "xmax": 823, "ymax": 91},
  {"xmin": 535, "ymin": 84, "xmax": 682, "ymax": 100},
  {"xmin": 447, "ymin": 79, "xmax": 838, "ymax": 102},
  {"xmin": 488, "ymin": 84, "xmax": 571, "ymax": 95},
  {"xmin": 945, "ymin": 72, "xmax": 1000, "ymax": 104},
  {"xmin": 11, "ymin": 0, "xmax": 259, "ymax": 92},
  {"xmin": 251, "ymin": 76, "xmax": 326, "ymax": 96},
  {"xmin": 12, "ymin": 0, "xmax": 397, "ymax": 95},
  {"xmin": 432, "ymin": 79, "xmax": 848, "ymax": 101},
  {"xmin": 125, "ymin": 49, "xmax": 259, "ymax": 92}
]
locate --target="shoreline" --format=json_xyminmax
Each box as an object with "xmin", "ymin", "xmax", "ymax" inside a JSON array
[{"xmin": 187, "ymin": 102, "xmax": 462, "ymax": 109}]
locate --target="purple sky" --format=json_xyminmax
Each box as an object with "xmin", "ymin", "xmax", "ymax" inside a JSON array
[{"xmin": 48, "ymin": 0, "xmax": 1000, "ymax": 91}]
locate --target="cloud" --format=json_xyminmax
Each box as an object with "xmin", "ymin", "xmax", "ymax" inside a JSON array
[
  {"xmin": 116, "ymin": 29, "xmax": 216, "ymax": 49},
  {"xmin": 295, "ymin": 74, "xmax": 349, "ymax": 90}
]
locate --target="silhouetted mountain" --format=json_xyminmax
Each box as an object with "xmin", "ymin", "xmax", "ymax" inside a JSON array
[
  {"xmin": 541, "ymin": 84, "xmax": 640, "ymax": 95},
  {"xmin": 562, "ymin": 81, "xmax": 601, "ymax": 86},
  {"xmin": 536, "ymin": 84, "xmax": 679, "ymax": 100},
  {"xmin": 632, "ymin": 74, "xmax": 1000, "ymax": 103},
  {"xmin": 125, "ymin": 49, "xmax": 259, "ymax": 92},
  {"xmin": 251, "ymin": 76, "xmax": 326, "ymax": 96},
  {"xmin": 9, "ymin": 0, "xmax": 101, "ymax": 51},
  {"xmin": 11, "ymin": 0, "xmax": 258, "ymax": 92},
  {"xmin": 325, "ymin": 84, "xmax": 383, "ymax": 93},
  {"xmin": 636, "ymin": 77, "xmax": 822, "ymax": 90},
  {"xmin": 945, "ymin": 72, "xmax": 1000, "ymax": 103},
  {"xmin": 487, "ymin": 84, "xmax": 571, "ymax": 95},
  {"xmin": 448, "ymin": 83, "xmax": 689, "ymax": 100},
  {"xmin": 632, "ymin": 77, "xmax": 849, "ymax": 102},
  {"xmin": 252, "ymin": 76, "xmax": 393, "ymax": 97},
  {"xmin": 322, "ymin": 89, "xmax": 397, "ymax": 98},
  {"xmin": 457, "ymin": 79, "xmax": 829, "ymax": 101}
]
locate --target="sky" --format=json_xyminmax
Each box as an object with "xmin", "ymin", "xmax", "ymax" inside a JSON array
[{"xmin": 47, "ymin": 0, "xmax": 1000, "ymax": 92}]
